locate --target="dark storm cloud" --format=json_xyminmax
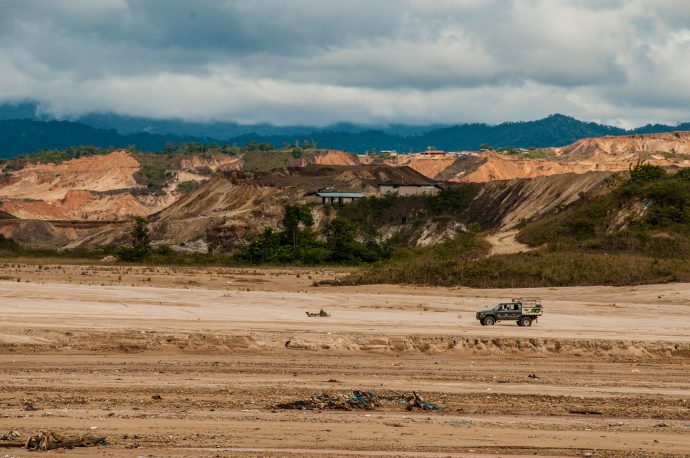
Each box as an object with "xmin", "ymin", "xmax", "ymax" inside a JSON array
[{"xmin": 0, "ymin": 0, "xmax": 689, "ymax": 126}]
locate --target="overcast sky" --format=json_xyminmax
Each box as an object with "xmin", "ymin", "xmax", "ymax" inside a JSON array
[{"xmin": 1, "ymin": 0, "xmax": 690, "ymax": 127}]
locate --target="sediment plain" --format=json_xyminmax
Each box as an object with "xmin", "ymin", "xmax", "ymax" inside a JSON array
[{"xmin": 1, "ymin": 264, "xmax": 688, "ymax": 457}]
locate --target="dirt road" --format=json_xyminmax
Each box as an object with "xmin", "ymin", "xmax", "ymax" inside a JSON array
[{"xmin": 0, "ymin": 264, "xmax": 689, "ymax": 457}]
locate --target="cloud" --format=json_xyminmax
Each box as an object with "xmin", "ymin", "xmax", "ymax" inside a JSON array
[{"xmin": 0, "ymin": 0, "xmax": 689, "ymax": 126}]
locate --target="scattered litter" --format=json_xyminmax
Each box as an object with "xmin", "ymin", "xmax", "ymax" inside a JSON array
[
  {"xmin": 654, "ymin": 423, "xmax": 670, "ymax": 428},
  {"xmin": 325, "ymin": 379, "xmax": 340, "ymax": 383},
  {"xmin": 0, "ymin": 431, "xmax": 21, "ymax": 441},
  {"xmin": 23, "ymin": 401, "xmax": 39, "ymax": 411},
  {"xmin": 349, "ymin": 391, "xmax": 378, "ymax": 409},
  {"xmin": 276, "ymin": 390, "xmax": 442, "ymax": 412},
  {"xmin": 25, "ymin": 431, "xmax": 107, "ymax": 451},
  {"xmin": 275, "ymin": 393, "xmax": 354, "ymax": 411},
  {"xmin": 406, "ymin": 391, "xmax": 443, "ymax": 411},
  {"xmin": 306, "ymin": 309, "xmax": 331, "ymax": 317},
  {"xmin": 151, "ymin": 395, "xmax": 162, "ymax": 400},
  {"xmin": 0, "ymin": 431, "xmax": 23, "ymax": 448},
  {"xmin": 527, "ymin": 373, "xmax": 539, "ymax": 379}
]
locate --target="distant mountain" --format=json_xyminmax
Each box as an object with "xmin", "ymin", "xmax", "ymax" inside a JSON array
[
  {"xmin": 0, "ymin": 119, "xmax": 202, "ymax": 159},
  {"xmin": 1, "ymin": 100, "xmax": 690, "ymax": 157},
  {"xmin": 0, "ymin": 101, "xmax": 427, "ymax": 138},
  {"xmin": 218, "ymin": 115, "xmax": 690, "ymax": 153}
]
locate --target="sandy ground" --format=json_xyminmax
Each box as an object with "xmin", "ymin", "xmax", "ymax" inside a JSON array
[
  {"xmin": 486, "ymin": 230, "xmax": 531, "ymax": 256},
  {"xmin": 0, "ymin": 263, "xmax": 689, "ymax": 457}
]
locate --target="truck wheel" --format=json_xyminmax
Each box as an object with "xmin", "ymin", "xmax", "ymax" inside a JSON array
[
  {"xmin": 519, "ymin": 317, "xmax": 532, "ymax": 327},
  {"xmin": 484, "ymin": 316, "xmax": 495, "ymax": 326},
  {"xmin": 480, "ymin": 319, "xmax": 486, "ymax": 326},
  {"xmin": 517, "ymin": 321, "xmax": 523, "ymax": 327}
]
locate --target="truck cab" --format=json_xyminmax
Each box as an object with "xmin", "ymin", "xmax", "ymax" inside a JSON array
[{"xmin": 476, "ymin": 298, "xmax": 543, "ymax": 327}]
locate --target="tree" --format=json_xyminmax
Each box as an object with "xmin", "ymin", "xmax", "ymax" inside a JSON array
[
  {"xmin": 323, "ymin": 217, "xmax": 358, "ymax": 262},
  {"xmin": 282, "ymin": 205, "xmax": 314, "ymax": 247},
  {"xmin": 115, "ymin": 216, "xmax": 151, "ymax": 262},
  {"xmin": 629, "ymin": 160, "xmax": 666, "ymax": 182},
  {"xmin": 239, "ymin": 227, "xmax": 290, "ymax": 263},
  {"xmin": 131, "ymin": 216, "xmax": 151, "ymax": 255}
]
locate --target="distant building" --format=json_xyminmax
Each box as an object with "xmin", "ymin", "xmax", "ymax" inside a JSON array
[
  {"xmin": 306, "ymin": 191, "xmax": 365, "ymax": 204},
  {"xmin": 379, "ymin": 183, "xmax": 440, "ymax": 196},
  {"xmin": 419, "ymin": 149, "xmax": 446, "ymax": 156},
  {"xmin": 450, "ymin": 151, "xmax": 478, "ymax": 157}
]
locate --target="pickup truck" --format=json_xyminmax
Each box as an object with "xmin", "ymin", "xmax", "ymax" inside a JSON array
[{"xmin": 476, "ymin": 298, "xmax": 543, "ymax": 327}]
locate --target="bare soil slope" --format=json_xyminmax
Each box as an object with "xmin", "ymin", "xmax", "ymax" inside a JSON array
[
  {"xmin": 462, "ymin": 171, "xmax": 614, "ymax": 229},
  {"xmin": 0, "ymin": 150, "xmax": 140, "ymax": 200},
  {"xmin": 0, "ymin": 149, "xmax": 360, "ymax": 221},
  {"xmin": 557, "ymin": 131, "xmax": 690, "ymax": 159},
  {"xmin": 393, "ymin": 131, "xmax": 690, "ymax": 183},
  {"xmin": 0, "ymin": 151, "xmax": 161, "ymax": 220},
  {"xmin": 0, "ymin": 168, "xmax": 613, "ymax": 250}
]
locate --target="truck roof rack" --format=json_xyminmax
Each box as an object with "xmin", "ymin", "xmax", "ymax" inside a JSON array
[{"xmin": 511, "ymin": 297, "xmax": 542, "ymax": 305}]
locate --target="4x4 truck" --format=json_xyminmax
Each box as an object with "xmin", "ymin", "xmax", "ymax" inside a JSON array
[{"xmin": 476, "ymin": 298, "xmax": 543, "ymax": 327}]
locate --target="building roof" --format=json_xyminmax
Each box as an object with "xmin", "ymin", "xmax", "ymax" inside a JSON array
[{"xmin": 315, "ymin": 192, "xmax": 364, "ymax": 198}]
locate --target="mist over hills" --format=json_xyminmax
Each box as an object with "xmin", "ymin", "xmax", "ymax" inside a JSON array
[{"xmin": 1, "ymin": 100, "xmax": 690, "ymax": 158}]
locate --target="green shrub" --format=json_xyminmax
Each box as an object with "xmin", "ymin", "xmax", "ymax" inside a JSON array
[
  {"xmin": 177, "ymin": 181, "xmax": 200, "ymax": 195},
  {"xmin": 630, "ymin": 163, "xmax": 666, "ymax": 182}
]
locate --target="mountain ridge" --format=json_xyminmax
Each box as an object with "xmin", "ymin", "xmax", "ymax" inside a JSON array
[{"xmin": 2, "ymin": 101, "xmax": 690, "ymax": 157}]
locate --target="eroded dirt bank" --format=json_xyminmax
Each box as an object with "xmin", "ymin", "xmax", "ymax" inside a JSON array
[{"xmin": 0, "ymin": 268, "xmax": 689, "ymax": 457}]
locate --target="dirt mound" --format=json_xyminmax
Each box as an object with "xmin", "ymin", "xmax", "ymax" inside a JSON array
[
  {"xmin": 456, "ymin": 154, "xmax": 592, "ymax": 182},
  {"xmin": 0, "ymin": 150, "xmax": 140, "ymax": 200},
  {"xmin": 0, "ymin": 150, "xmax": 162, "ymax": 221},
  {"xmin": 253, "ymin": 164, "xmax": 434, "ymax": 192},
  {"xmin": 0, "ymin": 219, "xmax": 127, "ymax": 250},
  {"xmin": 462, "ymin": 171, "xmax": 614, "ymax": 229},
  {"xmin": 176, "ymin": 154, "xmax": 242, "ymax": 172},
  {"xmin": 384, "ymin": 132, "xmax": 690, "ymax": 184},
  {"xmin": 145, "ymin": 164, "xmax": 431, "ymax": 250},
  {"xmin": 1, "ymin": 190, "xmax": 150, "ymax": 220},
  {"xmin": 312, "ymin": 150, "xmax": 360, "ymax": 166},
  {"xmin": 398, "ymin": 155, "xmax": 458, "ymax": 179},
  {"xmin": 69, "ymin": 171, "xmax": 307, "ymax": 251},
  {"xmin": 1, "ymin": 328, "xmax": 687, "ymax": 360},
  {"xmin": 557, "ymin": 131, "xmax": 690, "ymax": 160},
  {"xmin": 151, "ymin": 177, "xmax": 293, "ymax": 250},
  {"xmin": 0, "ymin": 150, "xmax": 239, "ymax": 221}
]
